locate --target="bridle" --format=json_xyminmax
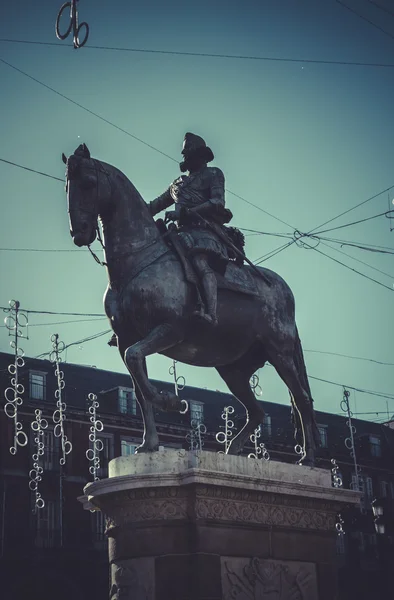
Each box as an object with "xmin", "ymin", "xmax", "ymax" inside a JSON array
[
  {"xmin": 67, "ymin": 156, "xmax": 111, "ymax": 267},
  {"xmin": 67, "ymin": 154, "xmax": 163, "ymax": 269}
]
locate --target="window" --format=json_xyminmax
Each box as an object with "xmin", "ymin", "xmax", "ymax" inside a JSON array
[
  {"xmin": 35, "ymin": 500, "xmax": 58, "ymax": 548},
  {"xmin": 353, "ymin": 475, "xmax": 374, "ymax": 508},
  {"xmin": 29, "ymin": 371, "xmax": 46, "ymax": 401},
  {"xmin": 369, "ymin": 436, "xmax": 381, "ymax": 458},
  {"xmin": 96, "ymin": 434, "xmax": 114, "ymax": 477},
  {"xmin": 190, "ymin": 401, "xmax": 204, "ymax": 425},
  {"xmin": 118, "ymin": 388, "xmax": 136, "ymax": 415},
  {"xmin": 365, "ymin": 476, "xmax": 374, "ymax": 502},
  {"xmin": 43, "ymin": 429, "xmax": 59, "ymax": 471},
  {"xmin": 380, "ymin": 480, "xmax": 390, "ymax": 498},
  {"xmin": 262, "ymin": 414, "xmax": 272, "ymax": 438},
  {"xmin": 390, "ymin": 482, "xmax": 394, "ymax": 500},
  {"xmin": 317, "ymin": 425, "xmax": 328, "ymax": 448},
  {"xmin": 121, "ymin": 438, "xmax": 138, "ymax": 456}
]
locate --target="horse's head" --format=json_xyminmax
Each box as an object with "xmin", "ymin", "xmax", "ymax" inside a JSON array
[{"xmin": 63, "ymin": 143, "xmax": 100, "ymax": 247}]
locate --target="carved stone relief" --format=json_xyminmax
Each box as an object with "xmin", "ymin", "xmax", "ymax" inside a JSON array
[
  {"xmin": 103, "ymin": 484, "xmax": 335, "ymax": 531},
  {"xmin": 222, "ymin": 557, "xmax": 318, "ymax": 600}
]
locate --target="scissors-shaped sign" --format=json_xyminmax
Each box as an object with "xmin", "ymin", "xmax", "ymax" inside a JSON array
[{"xmin": 56, "ymin": 1, "xmax": 89, "ymax": 49}]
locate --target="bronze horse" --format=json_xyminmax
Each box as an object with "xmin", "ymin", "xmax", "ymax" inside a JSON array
[{"xmin": 64, "ymin": 144, "xmax": 320, "ymax": 464}]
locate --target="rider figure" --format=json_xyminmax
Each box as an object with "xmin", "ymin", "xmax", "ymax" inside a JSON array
[{"xmin": 148, "ymin": 132, "xmax": 232, "ymax": 326}]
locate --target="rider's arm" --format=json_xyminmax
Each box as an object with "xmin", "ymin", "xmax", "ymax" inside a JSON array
[{"xmin": 148, "ymin": 188, "xmax": 174, "ymax": 216}]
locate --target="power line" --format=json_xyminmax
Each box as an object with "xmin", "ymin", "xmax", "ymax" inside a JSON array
[
  {"xmin": 253, "ymin": 240, "xmax": 296, "ymax": 264},
  {"xmin": 2, "ymin": 37, "xmax": 394, "ymax": 68},
  {"xmin": 0, "ymin": 305, "xmax": 105, "ymax": 317},
  {"xmin": 227, "ymin": 190, "xmax": 296, "ymax": 230},
  {"xmin": 305, "ymin": 348, "xmax": 394, "ymax": 366},
  {"xmin": 308, "ymin": 185, "xmax": 394, "ymax": 235},
  {"xmin": 307, "ymin": 243, "xmax": 394, "ymax": 292},
  {"xmin": 0, "ymin": 58, "xmax": 177, "ymax": 164},
  {"xmin": 319, "ymin": 240, "xmax": 394, "ymax": 280},
  {"xmin": 319, "ymin": 235, "xmax": 394, "ymax": 254},
  {"xmin": 367, "ymin": 0, "xmax": 394, "ymax": 18},
  {"xmin": 0, "ymin": 247, "xmax": 82, "ymax": 253},
  {"xmin": 34, "ymin": 329, "xmax": 112, "ymax": 359},
  {"xmin": 313, "ymin": 210, "xmax": 392, "ymax": 236},
  {"xmin": 0, "ymin": 157, "xmax": 63, "ymax": 182},
  {"xmin": 335, "ymin": 0, "xmax": 394, "ymax": 41},
  {"xmin": 1, "ymin": 318, "xmax": 106, "ymax": 327},
  {"xmin": 308, "ymin": 374, "xmax": 394, "ymax": 401}
]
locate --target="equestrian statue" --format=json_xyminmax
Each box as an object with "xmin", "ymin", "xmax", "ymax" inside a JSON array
[{"xmin": 62, "ymin": 134, "xmax": 320, "ymax": 464}]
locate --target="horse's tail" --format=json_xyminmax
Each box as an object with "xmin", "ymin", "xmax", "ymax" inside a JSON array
[
  {"xmin": 293, "ymin": 325, "xmax": 321, "ymax": 447},
  {"xmin": 293, "ymin": 326, "xmax": 313, "ymax": 401}
]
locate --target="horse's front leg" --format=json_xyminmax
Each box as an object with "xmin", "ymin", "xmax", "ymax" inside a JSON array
[{"xmin": 124, "ymin": 323, "xmax": 186, "ymax": 421}]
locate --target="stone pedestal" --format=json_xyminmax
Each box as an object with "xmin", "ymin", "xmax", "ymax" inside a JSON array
[{"xmin": 80, "ymin": 450, "xmax": 360, "ymax": 600}]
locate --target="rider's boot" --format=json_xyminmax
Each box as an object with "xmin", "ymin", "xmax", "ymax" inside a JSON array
[{"xmin": 195, "ymin": 270, "xmax": 218, "ymax": 326}]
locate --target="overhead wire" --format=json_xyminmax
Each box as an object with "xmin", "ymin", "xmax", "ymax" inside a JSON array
[
  {"xmin": 34, "ymin": 329, "xmax": 112, "ymax": 359},
  {"xmin": 317, "ymin": 235, "xmax": 394, "ymax": 254},
  {"xmin": 0, "ymin": 157, "xmax": 63, "ymax": 182},
  {"xmin": 307, "ymin": 185, "xmax": 394, "ymax": 235},
  {"xmin": 0, "ymin": 58, "xmax": 177, "ymax": 163},
  {"xmin": 0, "ymin": 305, "xmax": 105, "ymax": 316},
  {"xmin": 1, "ymin": 37, "xmax": 394, "ymax": 68},
  {"xmin": 367, "ymin": 0, "xmax": 394, "ymax": 19},
  {"xmin": 304, "ymin": 242, "xmax": 394, "ymax": 292},
  {"xmin": 318, "ymin": 240, "xmax": 394, "ymax": 280},
  {"xmin": 304, "ymin": 349, "xmax": 394, "ymax": 366},
  {"xmin": 312, "ymin": 210, "xmax": 393, "ymax": 236},
  {"xmin": 335, "ymin": 0, "xmax": 394, "ymax": 41},
  {"xmin": 0, "ymin": 318, "xmax": 106, "ymax": 327},
  {"xmin": 308, "ymin": 375, "xmax": 394, "ymax": 401}
]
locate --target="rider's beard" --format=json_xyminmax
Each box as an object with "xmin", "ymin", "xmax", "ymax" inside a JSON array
[{"xmin": 179, "ymin": 154, "xmax": 205, "ymax": 173}]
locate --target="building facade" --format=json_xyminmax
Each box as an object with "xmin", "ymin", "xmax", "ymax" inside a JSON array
[{"xmin": 1, "ymin": 351, "xmax": 394, "ymax": 599}]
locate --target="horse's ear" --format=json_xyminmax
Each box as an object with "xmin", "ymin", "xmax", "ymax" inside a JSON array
[
  {"xmin": 82, "ymin": 144, "xmax": 91, "ymax": 159},
  {"xmin": 62, "ymin": 153, "xmax": 67, "ymax": 164}
]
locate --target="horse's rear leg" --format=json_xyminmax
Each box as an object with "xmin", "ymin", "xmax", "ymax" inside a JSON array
[
  {"xmin": 216, "ymin": 362, "xmax": 266, "ymax": 455},
  {"xmin": 268, "ymin": 352, "xmax": 317, "ymax": 466}
]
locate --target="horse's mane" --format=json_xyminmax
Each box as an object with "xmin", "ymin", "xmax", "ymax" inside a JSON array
[{"xmin": 98, "ymin": 159, "xmax": 145, "ymax": 204}]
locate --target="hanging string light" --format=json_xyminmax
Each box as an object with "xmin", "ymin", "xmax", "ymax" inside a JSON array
[
  {"xmin": 250, "ymin": 373, "xmax": 263, "ymax": 397},
  {"xmin": 248, "ymin": 425, "xmax": 270, "ymax": 460},
  {"xmin": 341, "ymin": 388, "xmax": 361, "ymax": 492},
  {"xmin": 216, "ymin": 406, "xmax": 235, "ymax": 454},
  {"xmin": 331, "ymin": 458, "xmax": 343, "ymax": 488},
  {"xmin": 29, "ymin": 409, "xmax": 48, "ymax": 511},
  {"xmin": 186, "ymin": 419, "xmax": 207, "ymax": 451},
  {"xmin": 50, "ymin": 334, "xmax": 72, "ymax": 465},
  {"xmin": 169, "ymin": 360, "xmax": 185, "ymax": 397},
  {"xmin": 86, "ymin": 393, "xmax": 104, "ymax": 481},
  {"xmin": 3, "ymin": 300, "xmax": 28, "ymax": 454}
]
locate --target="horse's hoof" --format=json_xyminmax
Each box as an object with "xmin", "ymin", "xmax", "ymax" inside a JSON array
[
  {"xmin": 135, "ymin": 443, "xmax": 159, "ymax": 454},
  {"xmin": 160, "ymin": 390, "xmax": 184, "ymax": 412}
]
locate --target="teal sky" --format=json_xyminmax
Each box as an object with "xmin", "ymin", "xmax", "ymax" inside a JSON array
[{"xmin": 1, "ymin": 0, "xmax": 394, "ymax": 423}]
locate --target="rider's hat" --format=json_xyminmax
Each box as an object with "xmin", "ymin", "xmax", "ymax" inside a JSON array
[{"xmin": 182, "ymin": 132, "xmax": 214, "ymax": 162}]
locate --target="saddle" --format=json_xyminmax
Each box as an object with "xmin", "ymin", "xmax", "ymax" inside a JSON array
[{"xmin": 156, "ymin": 220, "xmax": 259, "ymax": 298}]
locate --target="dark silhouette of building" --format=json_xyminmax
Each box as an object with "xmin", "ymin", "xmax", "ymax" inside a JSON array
[{"xmin": 0, "ymin": 351, "xmax": 393, "ymax": 600}]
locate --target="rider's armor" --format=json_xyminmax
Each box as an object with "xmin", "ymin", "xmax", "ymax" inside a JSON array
[{"xmin": 148, "ymin": 165, "xmax": 231, "ymax": 274}]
